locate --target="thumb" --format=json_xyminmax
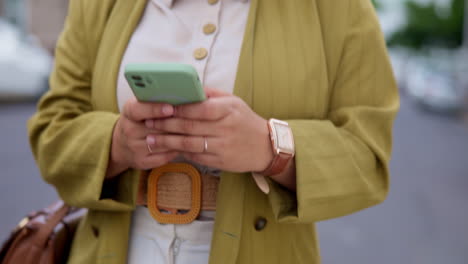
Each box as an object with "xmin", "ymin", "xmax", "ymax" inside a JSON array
[{"xmin": 204, "ymin": 87, "xmax": 231, "ymax": 98}]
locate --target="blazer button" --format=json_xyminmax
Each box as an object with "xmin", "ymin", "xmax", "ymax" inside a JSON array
[
  {"xmin": 91, "ymin": 225, "xmax": 99, "ymax": 237},
  {"xmin": 254, "ymin": 217, "xmax": 267, "ymax": 231}
]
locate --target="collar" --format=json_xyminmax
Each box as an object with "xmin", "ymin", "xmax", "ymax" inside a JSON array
[
  {"xmin": 161, "ymin": 0, "xmax": 173, "ymax": 7},
  {"xmin": 160, "ymin": 0, "xmax": 249, "ymax": 8}
]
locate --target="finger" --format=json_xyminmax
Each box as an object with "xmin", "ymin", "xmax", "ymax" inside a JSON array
[
  {"xmin": 120, "ymin": 118, "xmax": 165, "ymax": 140},
  {"xmin": 204, "ymin": 87, "xmax": 231, "ymax": 98},
  {"xmin": 148, "ymin": 134, "xmax": 220, "ymax": 153},
  {"xmin": 137, "ymin": 151, "xmax": 180, "ymax": 170},
  {"xmin": 148, "ymin": 118, "xmax": 218, "ymax": 136},
  {"xmin": 181, "ymin": 152, "xmax": 221, "ymax": 168},
  {"xmin": 133, "ymin": 139, "xmax": 169, "ymax": 155},
  {"xmin": 174, "ymin": 97, "xmax": 232, "ymax": 121},
  {"xmin": 122, "ymin": 97, "xmax": 174, "ymax": 122}
]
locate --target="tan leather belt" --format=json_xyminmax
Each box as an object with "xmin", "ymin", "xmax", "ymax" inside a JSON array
[{"xmin": 137, "ymin": 163, "xmax": 219, "ymax": 224}]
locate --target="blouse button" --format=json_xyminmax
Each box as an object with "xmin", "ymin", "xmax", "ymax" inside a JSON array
[
  {"xmin": 208, "ymin": 0, "xmax": 219, "ymax": 5},
  {"xmin": 254, "ymin": 217, "xmax": 267, "ymax": 231},
  {"xmin": 193, "ymin": 48, "xmax": 208, "ymax": 60},
  {"xmin": 203, "ymin": 23, "xmax": 217, "ymax": 35}
]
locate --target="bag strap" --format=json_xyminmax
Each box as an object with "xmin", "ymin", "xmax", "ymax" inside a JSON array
[{"xmin": 33, "ymin": 201, "xmax": 70, "ymax": 248}]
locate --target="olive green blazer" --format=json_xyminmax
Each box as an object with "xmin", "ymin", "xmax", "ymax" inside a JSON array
[{"xmin": 28, "ymin": 0, "xmax": 399, "ymax": 263}]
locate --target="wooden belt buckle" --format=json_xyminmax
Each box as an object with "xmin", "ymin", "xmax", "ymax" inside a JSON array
[{"xmin": 147, "ymin": 163, "xmax": 201, "ymax": 224}]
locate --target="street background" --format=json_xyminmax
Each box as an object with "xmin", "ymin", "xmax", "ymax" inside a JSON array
[{"xmin": 1, "ymin": 0, "xmax": 468, "ymax": 263}]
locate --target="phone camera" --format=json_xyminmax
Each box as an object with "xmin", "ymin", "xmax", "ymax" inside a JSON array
[
  {"xmin": 132, "ymin": 75, "xmax": 143, "ymax": 81},
  {"xmin": 135, "ymin": 82, "xmax": 146, "ymax": 88}
]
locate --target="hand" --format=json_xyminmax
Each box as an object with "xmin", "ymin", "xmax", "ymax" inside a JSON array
[
  {"xmin": 144, "ymin": 88, "xmax": 274, "ymax": 173},
  {"xmin": 106, "ymin": 98, "xmax": 180, "ymax": 178}
]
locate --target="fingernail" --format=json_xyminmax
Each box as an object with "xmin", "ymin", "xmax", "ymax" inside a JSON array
[
  {"xmin": 146, "ymin": 136, "xmax": 156, "ymax": 145},
  {"xmin": 162, "ymin": 105, "xmax": 174, "ymax": 116},
  {"xmin": 145, "ymin": 119, "xmax": 153, "ymax": 128}
]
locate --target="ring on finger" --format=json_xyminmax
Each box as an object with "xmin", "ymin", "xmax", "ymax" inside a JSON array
[
  {"xmin": 203, "ymin": 137, "xmax": 208, "ymax": 153},
  {"xmin": 147, "ymin": 143, "xmax": 153, "ymax": 154}
]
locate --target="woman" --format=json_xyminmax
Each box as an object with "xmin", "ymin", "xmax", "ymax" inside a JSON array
[{"xmin": 28, "ymin": 0, "xmax": 399, "ymax": 263}]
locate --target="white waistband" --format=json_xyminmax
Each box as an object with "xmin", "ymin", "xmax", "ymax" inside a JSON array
[{"xmin": 132, "ymin": 206, "xmax": 214, "ymax": 244}]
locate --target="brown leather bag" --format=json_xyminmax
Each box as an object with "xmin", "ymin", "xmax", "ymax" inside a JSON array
[{"xmin": 0, "ymin": 200, "xmax": 86, "ymax": 264}]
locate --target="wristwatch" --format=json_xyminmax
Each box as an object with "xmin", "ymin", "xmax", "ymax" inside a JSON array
[{"xmin": 260, "ymin": 119, "xmax": 295, "ymax": 176}]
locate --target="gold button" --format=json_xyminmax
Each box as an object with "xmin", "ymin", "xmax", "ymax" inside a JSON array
[
  {"xmin": 208, "ymin": 0, "xmax": 219, "ymax": 5},
  {"xmin": 203, "ymin": 23, "xmax": 217, "ymax": 35},
  {"xmin": 193, "ymin": 48, "xmax": 208, "ymax": 60}
]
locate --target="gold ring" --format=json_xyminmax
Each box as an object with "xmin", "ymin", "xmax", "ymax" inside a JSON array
[
  {"xmin": 203, "ymin": 137, "xmax": 208, "ymax": 153},
  {"xmin": 147, "ymin": 143, "xmax": 153, "ymax": 154}
]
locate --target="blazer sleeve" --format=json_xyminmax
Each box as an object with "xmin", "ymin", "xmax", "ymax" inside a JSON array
[
  {"xmin": 266, "ymin": 0, "xmax": 399, "ymax": 223},
  {"xmin": 27, "ymin": 0, "xmax": 136, "ymax": 211}
]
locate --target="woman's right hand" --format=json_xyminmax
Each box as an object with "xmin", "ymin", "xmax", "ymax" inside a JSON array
[{"xmin": 106, "ymin": 98, "xmax": 180, "ymax": 179}]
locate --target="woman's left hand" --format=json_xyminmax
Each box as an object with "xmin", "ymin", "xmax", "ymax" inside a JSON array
[{"xmin": 144, "ymin": 88, "xmax": 274, "ymax": 173}]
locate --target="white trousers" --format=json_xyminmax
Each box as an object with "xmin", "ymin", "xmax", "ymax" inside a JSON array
[{"xmin": 127, "ymin": 206, "xmax": 214, "ymax": 264}]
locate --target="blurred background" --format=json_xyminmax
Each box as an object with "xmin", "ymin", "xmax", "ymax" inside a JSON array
[{"xmin": 0, "ymin": 0, "xmax": 467, "ymax": 263}]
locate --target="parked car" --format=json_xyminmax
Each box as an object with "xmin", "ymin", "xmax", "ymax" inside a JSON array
[
  {"xmin": 0, "ymin": 19, "xmax": 52, "ymax": 101},
  {"xmin": 403, "ymin": 52, "xmax": 464, "ymax": 114}
]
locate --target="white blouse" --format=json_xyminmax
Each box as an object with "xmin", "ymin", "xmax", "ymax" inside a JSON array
[{"xmin": 117, "ymin": 0, "xmax": 250, "ymax": 111}]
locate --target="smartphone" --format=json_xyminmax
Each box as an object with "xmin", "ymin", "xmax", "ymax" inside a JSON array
[{"xmin": 124, "ymin": 63, "xmax": 206, "ymax": 105}]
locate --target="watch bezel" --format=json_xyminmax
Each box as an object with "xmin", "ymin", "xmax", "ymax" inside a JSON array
[{"xmin": 269, "ymin": 119, "xmax": 295, "ymax": 156}]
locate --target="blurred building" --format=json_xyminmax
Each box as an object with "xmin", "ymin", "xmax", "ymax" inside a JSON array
[
  {"xmin": 0, "ymin": 0, "xmax": 68, "ymax": 54},
  {"xmin": 26, "ymin": 0, "xmax": 68, "ymax": 53}
]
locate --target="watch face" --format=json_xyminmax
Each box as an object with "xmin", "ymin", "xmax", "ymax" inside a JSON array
[{"xmin": 273, "ymin": 122, "xmax": 294, "ymax": 154}]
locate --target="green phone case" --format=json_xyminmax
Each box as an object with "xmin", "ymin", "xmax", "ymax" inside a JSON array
[{"xmin": 124, "ymin": 63, "xmax": 206, "ymax": 105}]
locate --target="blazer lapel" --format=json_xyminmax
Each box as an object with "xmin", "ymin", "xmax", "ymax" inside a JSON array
[
  {"xmin": 208, "ymin": 1, "xmax": 258, "ymax": 263},
  {"xmin": 232, "ymin": 0, "xmax": 258, "ymax": 106},
  {"xmin": 92, "ymin": 0, "xmax": 148, "ymax": 113}
]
